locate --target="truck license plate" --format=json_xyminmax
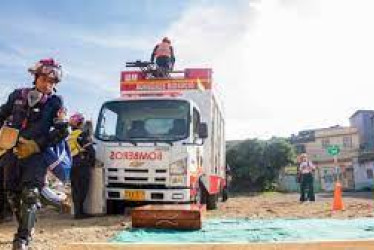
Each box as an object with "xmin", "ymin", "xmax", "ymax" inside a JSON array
[{"xmin": 124, "ymin": 190, "xmax": 145, "ymax": 201}]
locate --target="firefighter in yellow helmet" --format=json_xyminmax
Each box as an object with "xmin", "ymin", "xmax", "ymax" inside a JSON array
[{"xmin": 67, "ymin": 113, "xmax": 95, "ymax": 219}]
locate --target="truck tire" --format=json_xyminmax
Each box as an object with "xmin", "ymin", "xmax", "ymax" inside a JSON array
[
  {"xmin": 199, "ymin": 179, "xmax": 207, "ymax": 205},
  {"xmin": 193, "ymin": 179, "xmax": 206, "ymax": 205},
  {"xmin": 194, "ymin": 185, "xmax": 202, "ymax": 204},
  {"xmin": 106, "ymin": 199, "xmax": 123, "ymax": 215},
  {"xmin": 222, "ymin": 187, "xmax": 229, "ymax": 202},
  {"xmin": 206, "ymin": 193, "xmax": 218, "ymax": 210}
]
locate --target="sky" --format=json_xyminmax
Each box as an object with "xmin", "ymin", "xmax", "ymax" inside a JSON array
[{"xmin": 1, "ymin": 0, "xmax": 374, "ymax": 140}]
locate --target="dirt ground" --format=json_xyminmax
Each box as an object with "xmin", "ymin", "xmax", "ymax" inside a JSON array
[{"xmin": 0, "ymin": 192, "xmax": 373, "ymax": 249}]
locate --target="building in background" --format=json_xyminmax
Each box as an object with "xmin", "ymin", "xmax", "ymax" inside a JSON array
[
  {"xmin": 349, "ymin": 110, "xmax": 374, "ymax": 190},
  {"xmin": 349, "ymin": 110, "xmax": 374, "ymax": 151},
  {"xmin": 290, "ymin": 126, "xmax": 359, "ymax": 191},
  {"xmin": 282, "ymin": 130, "xmax": 319, "ymax": 192}
]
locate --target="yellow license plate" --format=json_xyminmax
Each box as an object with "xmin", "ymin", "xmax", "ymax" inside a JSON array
[{"xmin": 124, "ymin": 190, "xmax": 145, "ymax": 201}]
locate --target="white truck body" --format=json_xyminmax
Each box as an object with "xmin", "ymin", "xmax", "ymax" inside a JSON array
[{"xmin": 91, "ymin": 68, "xmax": 225, "ymax": 213}]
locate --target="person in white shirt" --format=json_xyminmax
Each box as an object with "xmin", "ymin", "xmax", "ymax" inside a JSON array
[{"xmin": 299, "ymin": 153, "xmax": 316, "ymax": 202}]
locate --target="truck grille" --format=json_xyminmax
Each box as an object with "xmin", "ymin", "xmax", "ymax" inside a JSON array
[
  {"xmin": 125, "ymin": 169, "xmax": 148, "ymax": 173},
  {"xmin": 124, "ymin": 177, "xmax": 148, "ymax": 181},
  {"xmin": 107, "ymin": 183, "xmax": 167, "ymax": 189},
  {"xmin": 106, "ymin": 167, "xmax": 168, "ymax": 185},
  {"xmin": 155, "ymin": 177, "xmax": 166, "ymax": 182}
]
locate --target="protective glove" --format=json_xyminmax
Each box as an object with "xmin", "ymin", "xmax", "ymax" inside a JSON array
[{"xmin": 14, "ymin": 137, "xmax": 40, "ymax": 159}]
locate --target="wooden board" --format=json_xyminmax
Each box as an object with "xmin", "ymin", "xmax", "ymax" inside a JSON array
[
  {"xmin": 63, "ymin": 240, "xmax": 374, "ymax": 250},
  {"xmin": 131, "ymin": 204, "xmax": 205, "ymax": 230}
]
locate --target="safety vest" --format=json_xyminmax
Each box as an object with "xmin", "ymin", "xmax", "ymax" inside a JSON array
[
  {"xmin": 155, "ymin": 42, "xmax": 171, "ymax": 57},
  {"xmin": 67, "ymin": 129, "xmax": 83, "ymax": 157}
]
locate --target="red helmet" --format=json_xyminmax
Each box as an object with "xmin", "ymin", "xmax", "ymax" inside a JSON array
[
  {"xmin": 28, "ymin": 58, "xmax": 62, "ymax": 83},
  {"xmin": 69, "ymin": 112, "xmax": 85, "ymax": 125}
]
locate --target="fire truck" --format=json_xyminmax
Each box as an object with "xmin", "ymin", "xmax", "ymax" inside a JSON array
[{"xmin": 92, "ymin": 62, "xmax": 226, "ymax": 214}]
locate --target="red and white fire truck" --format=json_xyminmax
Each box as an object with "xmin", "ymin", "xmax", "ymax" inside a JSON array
[{"xmin": 92, "ymin": 63, "xmax": 226, "ymax": 213}]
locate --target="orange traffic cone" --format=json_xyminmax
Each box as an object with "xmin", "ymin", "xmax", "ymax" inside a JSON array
[{"xmin": 332, "ymin": 182, "xmax": 344, "ymax": 211}]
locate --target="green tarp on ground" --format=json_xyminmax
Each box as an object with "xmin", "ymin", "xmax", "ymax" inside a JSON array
[{"xmin": 111, "ymin": 218, "xmax": 374, "ymax": 243}]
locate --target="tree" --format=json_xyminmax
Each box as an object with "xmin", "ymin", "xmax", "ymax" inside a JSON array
[{"xmin": 227, "ymin": 137, "xmax": 295, "ymax": 191}]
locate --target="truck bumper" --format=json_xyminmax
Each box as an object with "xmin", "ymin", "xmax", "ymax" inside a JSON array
[{"xmin": 106, "ymin": 188, "xmax": 191, "ymax": 203}]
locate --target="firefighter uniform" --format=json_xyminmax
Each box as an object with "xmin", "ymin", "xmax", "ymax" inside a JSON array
[
  {"xmin": 150, "ymin": 37, "xmax": 175, "ymax": 72},
  {"xmin": 0, "ymin": 87, "xmax": 68, "ymax": 248},
  {"xmin": 68, "ymin": 128, "xmax": 95, "ymax": 219},
  {"xmin": 0, "ymin": 151, "xmax": 13, "ymax": 222}
]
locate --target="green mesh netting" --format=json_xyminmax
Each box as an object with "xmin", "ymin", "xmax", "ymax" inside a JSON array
[{"xmin": 111, "ymin": 218, "xmax": 374, "ymax": 243}]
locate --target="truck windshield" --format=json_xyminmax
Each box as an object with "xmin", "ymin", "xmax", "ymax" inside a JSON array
[{"xmin": 95, "ymin": 100, "xmax": 190, "ymax": 142}]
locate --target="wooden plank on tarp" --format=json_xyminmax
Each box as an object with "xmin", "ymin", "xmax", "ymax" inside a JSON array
[{"xmin": 131, "ymin": 204, "xmax": 205, "ymax": 230}]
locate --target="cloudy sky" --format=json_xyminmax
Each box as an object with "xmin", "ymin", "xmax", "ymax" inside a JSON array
[{"xmin": 1, "ymin": 0, "xmax": 374, "ymax": 140}]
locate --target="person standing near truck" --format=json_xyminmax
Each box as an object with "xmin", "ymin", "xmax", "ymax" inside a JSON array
[
  {"xmin": 68, "ymin": 112, "xmax": 95, "ymax": 219},
  {"xmin": 299, "ymin": 153, "xmax": 316, "ymax": 202}
]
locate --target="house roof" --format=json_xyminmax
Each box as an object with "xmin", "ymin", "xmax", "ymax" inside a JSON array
[{"xmin": 349, "ymin": 110, "xmax": 374, "ymax": 119}]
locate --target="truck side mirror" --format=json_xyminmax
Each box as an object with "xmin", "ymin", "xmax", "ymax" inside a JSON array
[{"xmin": 199, "ymin": 123, "xmax": 208, "ymax": 139}]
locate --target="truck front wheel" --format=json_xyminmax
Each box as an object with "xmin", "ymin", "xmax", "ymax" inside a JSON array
[
  {"xmin": 106, "ymin": 199, "xmax": 123, "ymax": 215},
  {"xmin": 222, "ymin": 187, "xmax": 228, "ymax": 202},
  {"xmin": 206, "ymin": 193, "xmax": 218, "ymax": 210},
  {"xmin": 193, "ymin": 180, "xmax": 206, "ymax": 205}
]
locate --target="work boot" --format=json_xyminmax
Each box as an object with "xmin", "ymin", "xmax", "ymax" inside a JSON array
[
  {"xmin": 12, "ymin": 238, "xmax": 28, "ymax": 250},
  {"xmin": 28, "ymin": 227, "xmax": 35, "ymax": 243}
]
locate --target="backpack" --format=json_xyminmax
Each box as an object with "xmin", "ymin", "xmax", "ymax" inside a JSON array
[{"xmin": 44, "ymin": 139, "xmax": 72, "ymax": 182}]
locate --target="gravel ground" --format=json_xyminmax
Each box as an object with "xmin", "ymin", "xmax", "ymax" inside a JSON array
[{"xmin": 0, "ymin": 192, "xmax": 373, "ymax": 249}]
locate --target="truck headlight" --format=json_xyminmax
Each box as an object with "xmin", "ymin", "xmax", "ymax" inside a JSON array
[{"xmin": 169, "ymin": 158, "xmax": 187, "ymax": 175}]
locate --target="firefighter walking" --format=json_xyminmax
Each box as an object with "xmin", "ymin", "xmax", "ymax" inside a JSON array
[{"xmin": 0, "ymin": 58, "xmax": 68, "ymax": 249}]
